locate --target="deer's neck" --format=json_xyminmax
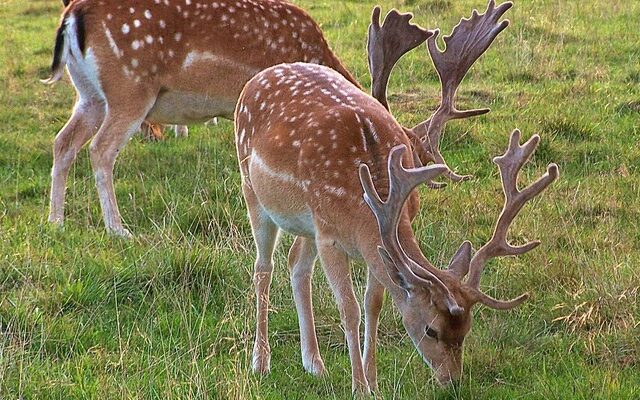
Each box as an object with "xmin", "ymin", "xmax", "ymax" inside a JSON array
[{"xmin": 396, "ymin": 216, "xmax": 444, "ymax": 276}]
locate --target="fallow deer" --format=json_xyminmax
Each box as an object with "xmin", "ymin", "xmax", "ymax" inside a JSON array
[
  {"xmin": 43, "ymin": 0, "xmax": 357, "ymax": 237},
  {"xmin": 139, "ymin": 122, "xmax": 189, "ymax": 141},
  {"xmin": 235, "ymin": 1, "xmax": 559, "ymax": 393},
  {"xmin": 64, "ymin": 0, "xmax": 189, "ymax": 143}
]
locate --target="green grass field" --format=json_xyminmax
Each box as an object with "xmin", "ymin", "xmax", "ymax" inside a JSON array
[{"xmin": 1, "ymin": 0, "xmax": 639, "ymax": 398}]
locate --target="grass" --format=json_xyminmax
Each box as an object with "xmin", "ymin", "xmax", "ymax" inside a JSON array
[{"xmin": 1, "ymin": 0, "xmax": 639, "ymax": 398}]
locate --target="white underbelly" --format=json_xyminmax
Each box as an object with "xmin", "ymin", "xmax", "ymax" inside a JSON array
[
  {"xmin": 267, "ymin": 209, "xmax": 316, "ymax": 238},
  {"xmin": 146, "ymin": 90, "xmax": 235, "ymax": 124}
]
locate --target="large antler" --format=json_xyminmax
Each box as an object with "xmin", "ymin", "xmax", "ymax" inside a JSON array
[
  {"xmin": 359, "ymin": 145, "xmax": 464, "ymax": 315},
  {"xmin": 367, "ymin": 7, "xmax": 433, "ymax": 111},
  {"xmin": 413, "ymin": 0, "xmax": 513, "ymax": 182},
  {"xmin": 464, "ymin": 129, "xmax": 559, "ymax": 309}
]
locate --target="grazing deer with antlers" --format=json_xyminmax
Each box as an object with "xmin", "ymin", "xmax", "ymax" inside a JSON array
[
  {"xmin": 235, "ymin": 1, "xmax": 558, "ymax": 393},
  {"xmin": 43, "ymin": 0, "xmax": 357, "ymax": 237}
]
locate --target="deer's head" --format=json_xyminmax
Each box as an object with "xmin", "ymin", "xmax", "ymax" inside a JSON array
[{"xmin": 360, "ymin": 130, "xmax": 558, "ymax": 384}]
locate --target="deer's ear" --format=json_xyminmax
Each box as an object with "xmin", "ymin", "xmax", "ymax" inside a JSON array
[
  {"xmin": 447, "ymin": 241, "xmax": 472, "ymax": 280},
  {"xmin": 378, "ymin": 246, "xmax": 412, "ymax": 294}
]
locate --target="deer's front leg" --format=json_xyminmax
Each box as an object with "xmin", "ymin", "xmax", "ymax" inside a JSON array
[
  {"xmin": 317, "ymin": 237, "xmax": 369, "ymax": 395},
  {"xmin": 288, "ymin": 236, "xmax": 326, "ymax": 376},
  {"xmin": 363, "ymin": 270, "xmax": 385, "ymax": 392}
]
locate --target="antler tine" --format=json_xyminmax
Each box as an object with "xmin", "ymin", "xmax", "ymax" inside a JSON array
[
  {"xmin": 359, "ymin": 145, "xmax": 446, "ymax": 238},
  {"xmin": 466, "ymin": 129, "xmax": 559, "ymax": 296},
  {"xmin": 427, "ymin": 137, "xmax": 474, "ymax": 183},
  {"xmin": 413, "ymin": 1, "xmax": 513, "ymax": 181},
  {"xmin": 360, "ymin": 146, "xmax": 464, "ymax": 315},
  {"xmin": 472, "ymin": 290, "xmax": 529, "ymax": 310},
  {"xmin": 367, "ymin": 6, "xmax": 433, "ymax": 111}
]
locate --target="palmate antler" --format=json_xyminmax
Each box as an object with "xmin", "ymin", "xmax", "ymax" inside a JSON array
[
  {"xmin": 366, "ymin": 1, "xmax": 513, "ymax": 184},
  {"xmin": 462, "ymin": 129, "xmax": 559, "ymax": 309},
  {"xmin": 358, "ymin": 146, "xmax": 465, "ymax": 315},
  {"xmin": 415, "ymin": 0, "xmax": 513, "ymax": 182},
  {"xmin": 367, "ymin": 7, "xmax": 433, "ymax": 111}
]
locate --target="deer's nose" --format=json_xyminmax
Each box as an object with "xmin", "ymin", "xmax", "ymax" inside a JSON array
[{"xmin": 435, "ymin": 368, "xmax": 461, "ymax": 386}]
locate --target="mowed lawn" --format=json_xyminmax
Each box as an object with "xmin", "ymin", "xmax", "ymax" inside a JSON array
[{"xmin": 1, "ymin": 0, "xmax": 639, "ymax": 398}]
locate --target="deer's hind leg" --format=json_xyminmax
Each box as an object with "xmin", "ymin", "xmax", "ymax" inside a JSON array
[
  {"xmin": 243, "ymin": 184, "xmax": 279, "ymax": 374},
  {"xmin": 49, "ymin": 57, "xmax": 109, "ymax": 226},
  {"xmin": 87, "ymin": 87, "xmax": 156, "ymax": 237},
  {"xmin": 49, "ymin": 98, "xmax": 105, "ymax": 225}
]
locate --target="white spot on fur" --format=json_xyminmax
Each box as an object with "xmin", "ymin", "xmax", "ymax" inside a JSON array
[
  {"xmin": 121, "ymin": 24, "xmax": 130, "ymax": 34},
  {"xmin": 181, "ymin": 50, "xmax": 258, "ymax": 75},
  {"xmin": 238, "ymin": 128, "xmax": 246, "ymax": 144},
  {"xmin": 251, "ymin": 150, "xmax": 303, "ymax": 188},
  {"xmin": 365, "ymin": 118, "xmax": 379, "ymax": 142},
  {"xmin": 360, "ymin": 129, "xmax": 368, "ymax": 152},
  {"xmin": 324, "ymin": 185, "xmax": 346, "ymax": 197},
  {"xmin": 102, "ymin": 22, "xmax": 122, "ymax": 58}
]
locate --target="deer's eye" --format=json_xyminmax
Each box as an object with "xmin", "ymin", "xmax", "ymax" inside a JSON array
[{"xmin": 425, "ymin": 326, "xmax": 439, "ymax": 340}]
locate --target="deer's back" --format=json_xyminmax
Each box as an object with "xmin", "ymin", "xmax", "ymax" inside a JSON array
[
  {"xmin": 65, "ymin": 0, "xmax": 351, "ymax": 122},
  {"xmin": 236, "ymin": 63, "xmax": 411, "ymax": 245}
]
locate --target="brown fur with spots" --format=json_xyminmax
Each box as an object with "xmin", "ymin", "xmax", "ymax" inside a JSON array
[
  {"xmin": 43, "ymin": 0, "xmax": 358, "ymax": 237},
  {"xmin": 236, "ymin": 61, "xmax": 558, "ymax": 394},
  {"xmin": 234, "ymin": 2, "xmax": 559, "ymax": 394}
]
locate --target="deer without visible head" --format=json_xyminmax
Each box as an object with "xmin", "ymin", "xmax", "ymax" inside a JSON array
[
  {"xmin": 44, "ymin": 0, "xmax": 357, "ymax": 237},
  {"xmin": 139, "ymin": 122, "xmax": 189, "ymax": 141},
  {"xmin": 235, "ymin": 1, "xmax": 559, "ymax": 393}
]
